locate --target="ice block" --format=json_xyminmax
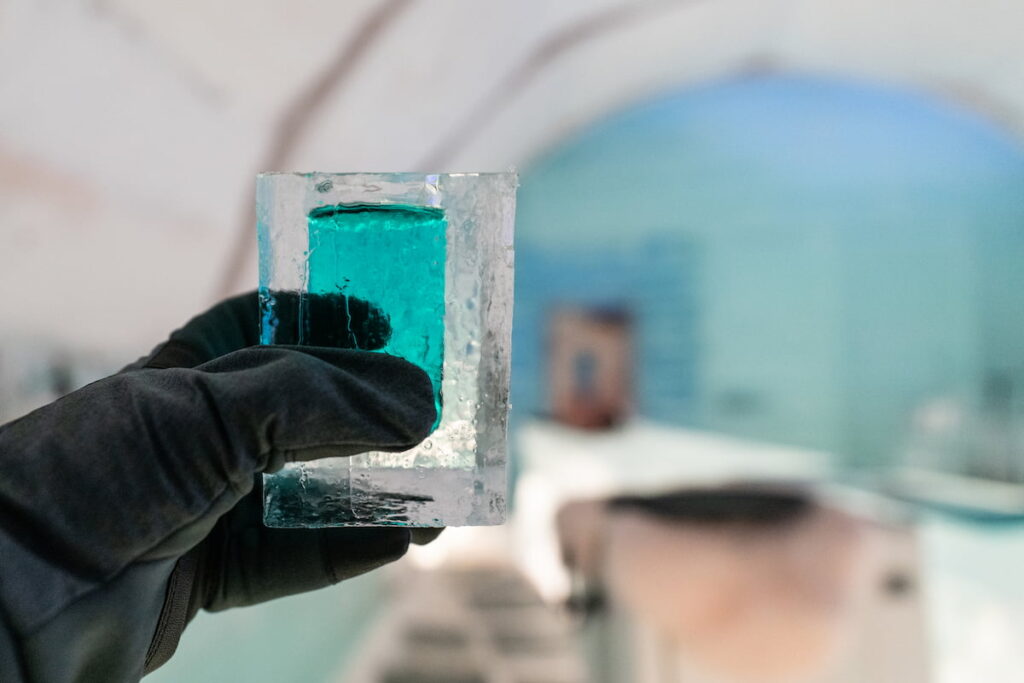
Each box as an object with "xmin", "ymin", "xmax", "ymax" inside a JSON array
[{"xmin": 257, "ymin": 172, "xmax": 516, "ymax": 527}]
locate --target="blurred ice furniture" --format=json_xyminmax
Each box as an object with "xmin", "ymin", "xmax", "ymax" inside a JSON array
[{"xmin": 513, "ymin": 419, "xmax": 929, "ymax": 682}]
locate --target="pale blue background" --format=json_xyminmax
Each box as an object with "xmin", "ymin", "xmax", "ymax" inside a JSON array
[{"xmin": 514, "ymin": 74, "xmax": 1024, "ymax": 468}]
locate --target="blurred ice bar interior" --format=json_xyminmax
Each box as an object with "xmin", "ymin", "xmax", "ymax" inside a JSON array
[{"xmin": 3, "ymin": 1, "xmax": 1024, "ymax": 682}]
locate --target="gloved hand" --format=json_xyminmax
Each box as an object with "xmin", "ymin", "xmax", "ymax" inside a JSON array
[{"xmin": 0, "ymin": 292, "xmax": 438, "ymax": 683}]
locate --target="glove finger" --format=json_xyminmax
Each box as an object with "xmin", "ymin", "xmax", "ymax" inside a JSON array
[
  {"xmin": 409, "ymin": 528, "xmax": 446, "ymax": 545},
  {"xmin": 134, "ymin": 291, "xmax": 392, "ymax": 371},
  {"xmin": 200, "ymin": 489, "xmax": 411, "ymax": 610},
  {"xmin": 146, "ymin": 345, "xmax": 436, "ymax": 558},
  {"xmin": 262, "ymin": 291, "xmax": 393, "ymax": 351},
  {"xmin": 189, "ymin": 345, "xmax": 436, "ymax": 471},
  {"xmin": 197, "ymin": 485, "xmax": 440, "ymax": 612},
  {"xmin": 220, "ymin": 526, "xmax": 410, "ymax": 608},
  {"xmin": 0, "ymin": 346, "xmax": 434, "ymax": 576}
]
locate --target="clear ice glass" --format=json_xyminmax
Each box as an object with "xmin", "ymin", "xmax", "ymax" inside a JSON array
[{"xmin": 257, "ymin": 172, "xmax": 517, "ymax": 527}]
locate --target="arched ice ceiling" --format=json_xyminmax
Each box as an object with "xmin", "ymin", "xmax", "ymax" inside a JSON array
[{"xmin": 1, "ymin": 0, "xmax": 1022, "ymax": 353}]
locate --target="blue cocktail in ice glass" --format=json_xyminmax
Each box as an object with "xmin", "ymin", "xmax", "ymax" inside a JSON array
[{"xmin": 257, "ymin": 172, "xmax": 516, "ymax": 527}]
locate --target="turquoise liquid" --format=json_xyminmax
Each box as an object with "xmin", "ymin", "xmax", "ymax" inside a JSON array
[{"xmin": 306, "ymin": 203, "xmax": 446, "ymax": 420}]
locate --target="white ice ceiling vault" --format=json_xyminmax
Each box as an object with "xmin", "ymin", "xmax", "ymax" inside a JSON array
[{"xmin": 1, "ymin": 0, "xmax": 1022, "ymax": 354}]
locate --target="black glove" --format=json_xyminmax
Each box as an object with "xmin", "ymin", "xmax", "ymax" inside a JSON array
[{"xmin": 0, "ymin": 292, "xmax": 438, "ymax": 682}]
